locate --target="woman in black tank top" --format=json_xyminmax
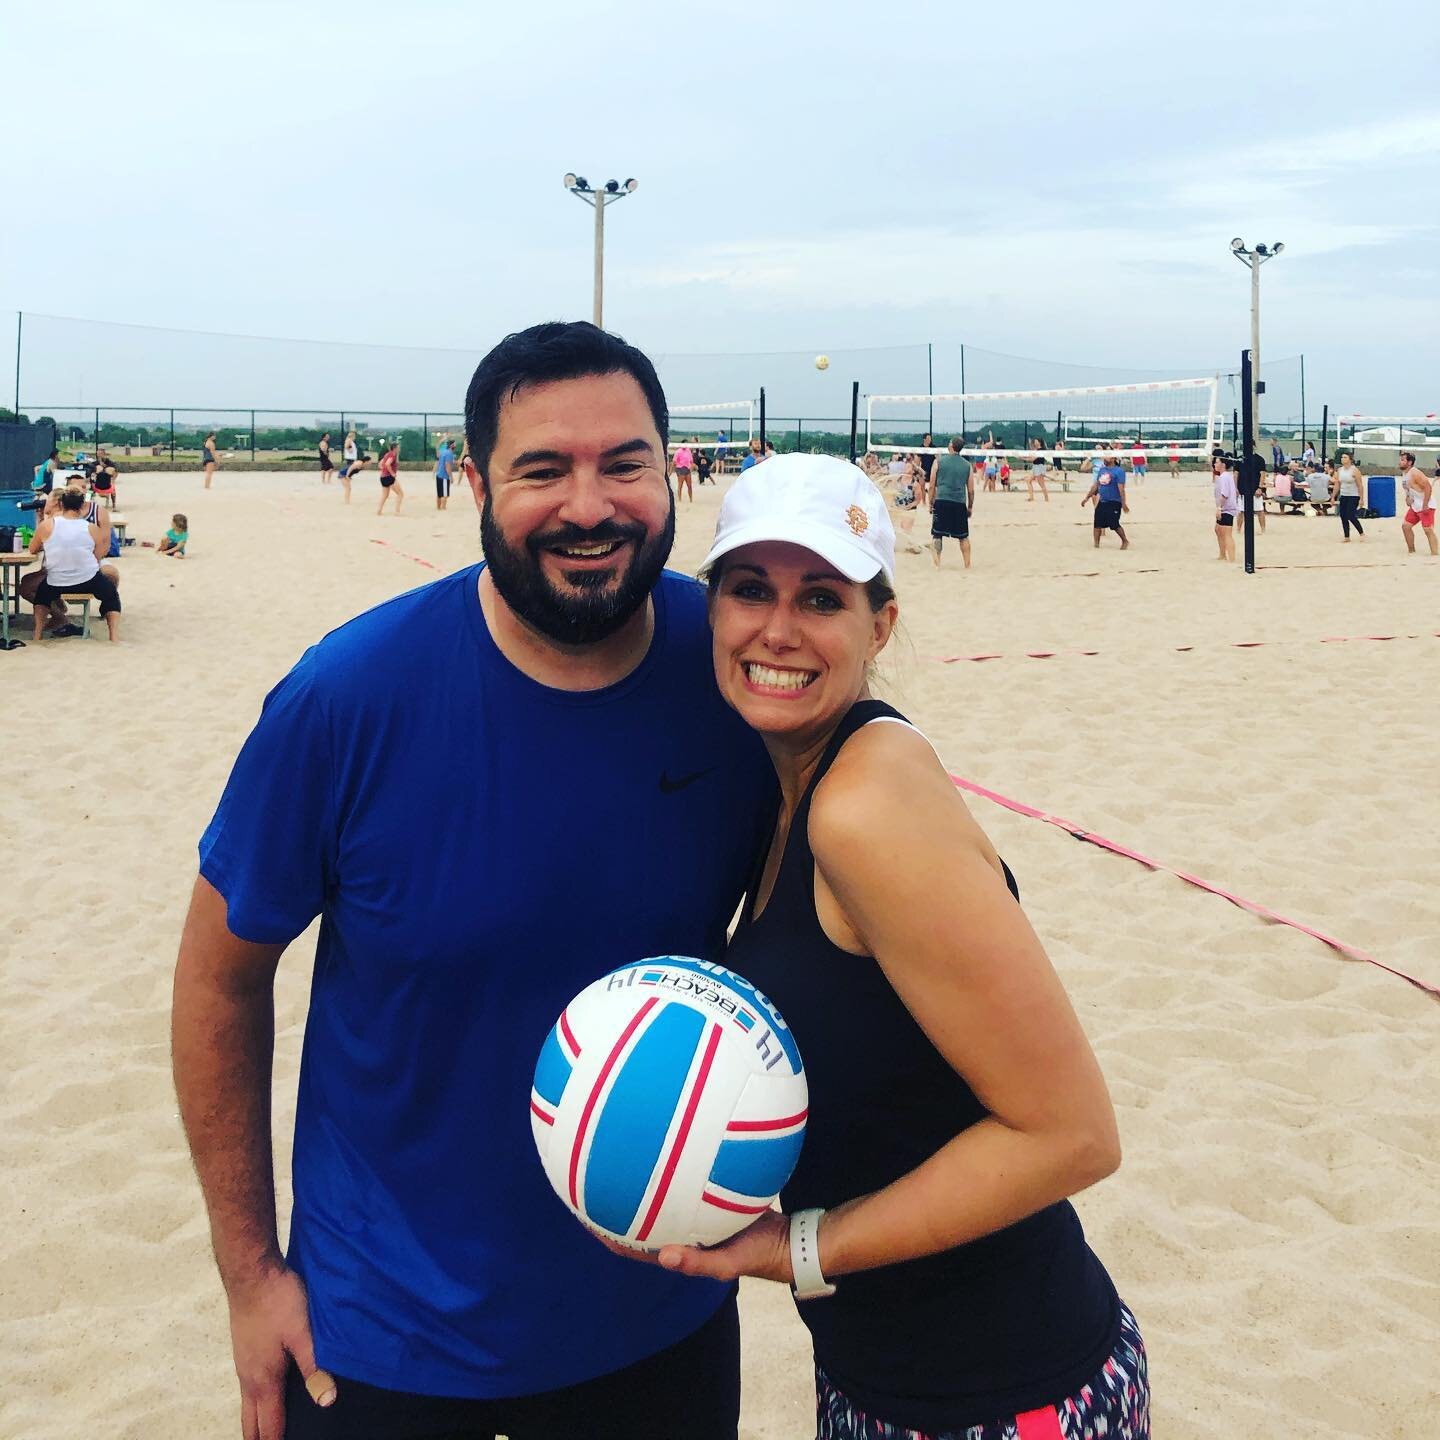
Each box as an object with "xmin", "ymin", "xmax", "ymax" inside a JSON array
[{"xmin": 646, "ymin": 457, "xmax": 1148, "ymax": 1439}]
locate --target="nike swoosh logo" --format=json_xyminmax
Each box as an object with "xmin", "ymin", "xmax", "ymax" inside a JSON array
[{"xmin": 659, "ymin": 767, "xmax": 717, "ymax": 794}]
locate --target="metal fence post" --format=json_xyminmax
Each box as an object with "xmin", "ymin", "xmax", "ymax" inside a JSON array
[
  {"xmin": 797, "ymin": 419, "xmax": 803, "ymax": 452},
  {"xmin": 94, "ymin": 407, "xmax": 100, "ymax": 448},
  {"xmin": 1300, "ymin": 353, "xmax": 1306, "ymax": 449},
  {"xmin": 422, "ymin": 413, "xmax": 428, "ymax": 462},
  {"xmin": 251, "ymin": 410, "xmax": 256, "ymax": 463},
  {"xmin": 170, "ymin": 409, "xmax": 175, "ymax": 462}
]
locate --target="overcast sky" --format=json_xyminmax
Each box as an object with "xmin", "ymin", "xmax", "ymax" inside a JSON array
[{"xmin": 4, "ymin": 0, "xmax": 1437, "ymax": 420}]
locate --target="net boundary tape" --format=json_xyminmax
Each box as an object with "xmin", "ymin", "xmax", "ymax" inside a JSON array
[{"xmin": 949, "ymin": 773, "xmax": 1438, "ymax": 998}]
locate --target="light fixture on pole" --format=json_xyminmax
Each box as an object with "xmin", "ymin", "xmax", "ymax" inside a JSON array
[
  {"xmin": 564, "ymin": 173, "xmax": 639, "ymax": 328},
  {"xmin": 1229, "ymin": 238, "xmax": 1285, "ymax": 450}
]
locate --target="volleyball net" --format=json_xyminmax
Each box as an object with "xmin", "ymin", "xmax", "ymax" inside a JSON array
[
  {"xmin": 865, "ymin": 377, "xmax": 1221, "ymax": 461},
  {"xmin": 5, "ymin": 312, "xmax": 1308, "ymax": 462},
  {"xmin": 1333, "ymin": 414, "xmax": 1440, "ymax": 463},
  {"xmin": 667, "ymin": 401, "xmax": 755, "ymax": 452}
]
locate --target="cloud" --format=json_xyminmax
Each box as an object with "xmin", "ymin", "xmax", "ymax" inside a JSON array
[
  {"xmin": 1151, "ymin": 112, "xmax": 1440, "ymax": 213},
  {"xmin": 629, "ymin": 219, "xmax": 1416, "ymax": 312}
]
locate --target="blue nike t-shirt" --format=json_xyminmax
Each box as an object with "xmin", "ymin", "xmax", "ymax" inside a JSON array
[{"xmin": 198, "ymin": 565, "xmax": 776, "ymax": 1398}]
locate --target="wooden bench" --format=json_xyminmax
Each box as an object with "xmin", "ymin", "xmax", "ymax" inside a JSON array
[
  {"xmin": 1263, "ymin": 493, "xmax": 1334, "ymax": 516},
  {"xmin": 60, "ymin": 594, "xmax": 94, "ymax": 638},
  {"xmin": 1263, "ymin": 494, "xmax": 1308, "ymax": 515},
  {"xmin": 109, "ymin": 512, "xmax": 129, "ymax": 546}
]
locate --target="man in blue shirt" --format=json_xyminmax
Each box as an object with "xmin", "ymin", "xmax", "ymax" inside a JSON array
[
  {"xmin": 1081, "ymin": 453, "xmax": 1131, "ymax": 549},
  {"xmin": 173, "ymin": 322, "xmax": 774, "ymax": 1440}
]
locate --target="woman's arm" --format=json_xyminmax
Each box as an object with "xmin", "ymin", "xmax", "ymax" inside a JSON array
[
  {"xmin": 656, "ymin": 725, "xmax": 1120, "ymax": 1287},
  {"xmin": 29, "ymin": 520, "xmax": 50, "ymax": 554},
  {"xmin": 803, "ymin": 728, "xmax": 1120, "ymax": 1278}
]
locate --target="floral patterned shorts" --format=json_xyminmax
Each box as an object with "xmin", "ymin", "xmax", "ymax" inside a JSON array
[{"xmin": 815, "ymin": 1303, "xmax": 1148, "ymax": 1440}]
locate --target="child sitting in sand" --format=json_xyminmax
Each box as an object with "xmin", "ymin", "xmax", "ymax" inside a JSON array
[{"xmin": 158, "ymin": 513, "xmax": 189, "ymax": 558}]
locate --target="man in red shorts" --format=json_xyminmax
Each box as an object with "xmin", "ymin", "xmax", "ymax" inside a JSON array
[{"xmin": 1399, "ymin": 450, "xmax": 1436, "ymax": 556}]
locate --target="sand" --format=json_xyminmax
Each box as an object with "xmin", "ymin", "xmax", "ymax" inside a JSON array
[{"xmin": 2, "ymin": 466, "xmax": 1437, "ymax": 1439}]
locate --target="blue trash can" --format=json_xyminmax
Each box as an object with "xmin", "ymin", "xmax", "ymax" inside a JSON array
[{"xmin": 1368, "ymin": 475, "xmax": 1396, "ymax": 518}]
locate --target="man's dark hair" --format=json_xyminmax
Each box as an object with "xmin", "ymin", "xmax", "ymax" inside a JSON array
[
  {"xmin": 60, "ymin": 488, "xmax": 86, "ymax": 512},
  {"xmin": 464, "ymin": 321, "xmax": 668, "ymax": 480}
]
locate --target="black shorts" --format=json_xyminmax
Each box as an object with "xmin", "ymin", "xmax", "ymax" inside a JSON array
[
  {"xmin": 931, "ymin": 498, "xmax": 969, "ymax": 541},
  {"xmin": 380, "ymin": 473, "xmax": 396, "ymax": 487},
  {"xmin": 280, "ymin": 1291, "xmax": 740, "ymax": 1440},
  {"xmin": 1217, "ymin": 513, "xmax": 1235, "ymax": 527},
  {"xmin": 435, "ymin": 472, "xmax": 451, "ymax": 498},
  {"xmin": 34, "ymin": 572, "xmax": 122, "ymax": 616},
  {"xmin": 320, "ymin": 458, "xmax": 334, "ymax": 472},
  {"xmin": 1094, "ymin": 500, "xmax": 1123, "ymax": 530}
]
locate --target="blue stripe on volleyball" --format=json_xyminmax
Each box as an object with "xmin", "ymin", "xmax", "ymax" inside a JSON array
[
  {"xmin": 708, "ymin": 1129, "xmax": 806, "ymax": 1199},
  {"xmin": 532, "ymin": 1025, "xmax": 573, "ymax": 1109},
  {"xmin": 639, "ymin": 957, "xmax": 802, "ymax": 1073},
  {"xmin": 584, "ymin": 1003, "xmax": 707, "ymax": 1235}
]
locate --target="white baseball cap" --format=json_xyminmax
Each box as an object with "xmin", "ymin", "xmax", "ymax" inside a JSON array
[{"xmin": 700, "ymin": 453, "xmax": 896, "ymax": 583}]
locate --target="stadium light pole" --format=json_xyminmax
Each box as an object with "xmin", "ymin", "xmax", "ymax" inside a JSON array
[
  {"xmin": 563, "ymin": 174, "xmax": 638, "ymax": 328},
  {"xmin": 1229, "ymin": 238, "xmax": 1284, "ymax": 451}
]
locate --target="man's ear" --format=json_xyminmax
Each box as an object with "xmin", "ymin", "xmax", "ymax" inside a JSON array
[{"xmin": 464, "ymin": 455, "xmax": 486, "ymax": 507}]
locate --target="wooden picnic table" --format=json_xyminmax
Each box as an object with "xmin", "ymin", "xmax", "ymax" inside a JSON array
[{"xmin": 0, "ymin": 552, "xmax": 38, "ymax": 651}]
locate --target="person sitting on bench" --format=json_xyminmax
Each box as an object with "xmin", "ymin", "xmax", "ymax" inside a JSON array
[{"xmin": 27, "ymin": 488, "xmax": 122, "ymax": 643}]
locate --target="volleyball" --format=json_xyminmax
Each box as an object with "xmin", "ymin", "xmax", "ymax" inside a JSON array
[
  {"xmin": 814, "ymin": 354, "xmax": 830, "ymax": 370},
  {"xmin": 530, "ymin": 958, "xmax": 808, "ymax": 1250}
]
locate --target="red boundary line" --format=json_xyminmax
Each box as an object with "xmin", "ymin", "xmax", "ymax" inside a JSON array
[
  {"xmin": 950, "ymin": 774, "xmax": 1439, "ymax": 999},
  {"xmin": 369, "ymin": 538, "xmax": 440, "ymax": 570}
]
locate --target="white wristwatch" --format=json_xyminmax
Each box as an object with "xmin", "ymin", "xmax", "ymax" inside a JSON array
[{"xmin": 788, "ymin": 1208, "xmax": 836, "ymax": 1301}]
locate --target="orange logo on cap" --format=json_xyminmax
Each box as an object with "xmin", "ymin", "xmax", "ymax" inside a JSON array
[{"xmin": 845, "ymin": 504, "xmax": 869, "ymax": 535}]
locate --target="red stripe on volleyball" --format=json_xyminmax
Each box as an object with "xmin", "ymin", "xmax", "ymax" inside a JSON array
[
  {"xmin": 702, "ymin": 1192, "xmax": 772, "ymax": 1215},
  {"xmin": 726, "ymin": 1108, "xmax": 808, "ymax": 1133},
  {"xmin": 530, "ymin": 1099, "xmax": 554, "ymax": 1126},
  {"xmin": 560, "ymin": 1009, "xmax": 581, "ymax": 1058},
  {"xmin": 568, "ymin": 997, "xmax": 658, "ymax": 1209},
  {"xmin": 635, "ymin": 1022, "xmax": 723, "ymax": 1243}
]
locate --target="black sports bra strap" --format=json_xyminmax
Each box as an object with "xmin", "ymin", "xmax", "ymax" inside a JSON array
[{"xmin": 744, "ymin": 700, "xmax": 913, "ymax": 924}]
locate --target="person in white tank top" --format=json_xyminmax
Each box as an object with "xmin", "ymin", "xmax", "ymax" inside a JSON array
[
  {"xmin": 1334, "ymin": 452, "xmax": 1366, "ymax": 542},
  {"xmin": 27, "ymin": 489, "xmax": 124, "ymax": 641},
  {"xmin": 1399, "ymin": 450, "xmax": 1437, "ymax": 557}
]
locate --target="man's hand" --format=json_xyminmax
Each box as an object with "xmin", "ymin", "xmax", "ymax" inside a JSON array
[{"xmin": 228, "ymin": 1260, "xmax": 336, "ymax": 1440}]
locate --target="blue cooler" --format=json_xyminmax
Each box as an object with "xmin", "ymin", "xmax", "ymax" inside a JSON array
[{"xmin": 1368, "ymin": 475, "xmax": 1396, "ymax": 517}]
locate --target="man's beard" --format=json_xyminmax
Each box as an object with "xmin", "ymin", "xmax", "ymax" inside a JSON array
[{"xmin": 481, "ymin": 492, "xmax": 676, "ymax": 646}]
